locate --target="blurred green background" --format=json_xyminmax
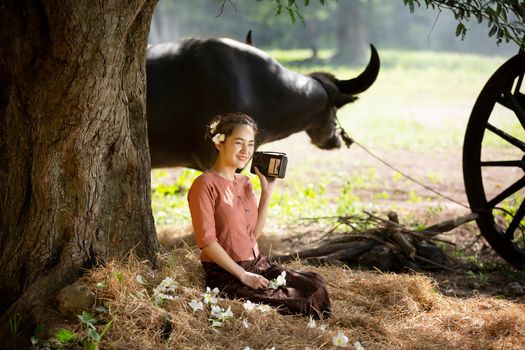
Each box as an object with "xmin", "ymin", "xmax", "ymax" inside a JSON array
[{"xmin": 149, "ymin": 0, "xmax": 523, "ymax": 231}]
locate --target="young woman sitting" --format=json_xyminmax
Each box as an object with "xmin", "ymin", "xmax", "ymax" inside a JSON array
[{"xmin": 187, "ymin": 112, "xmax": 331, "ymax": 319}]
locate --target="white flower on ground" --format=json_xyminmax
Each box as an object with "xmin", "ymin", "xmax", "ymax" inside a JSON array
[
  {"xmin": 354, "ymin": 341, "xmax": 365, "ymax": 350},
  {"xmin": 307, "ymin": 316, "xmax": 316, "ymax": 329},
  {"xmin": 209, "ymin": 120, "xmax": 219, "ymax": 134},
  {"xmin": 257, "ymin": 304, "xmax": 272, "ymax": 313},
  {"xmin": 243, "ymin": 300, "xmax": 257, "ymax": 311},
  {"xmin": 212, "ymin": 133, "xmax": 225, "ymax": 145},
  {"xmin": 188, "ymin": 299, "xmax": 204, "ymax": 312},
  {"xmin": 158, "ymin": 277, "xmax": 177, "ymax": 292},
  {"xmin": 332, "ymin": 332, "xmax": 349, "ymax": 347},
  {"xmin": 265, "ymin": 347, "xmax": 276, "ymax": 350},
  {"xmin": 135, "ymin": 274, "xmax": 146, "ymax": 284},
  {"xmin": 242, "ymin": 319, "xmax": 251, "ymax": 329},
  {"xmin": 222, "ymin": 306, "xmax": 233, "ymax": 319},
  {"xmin": 269, "ymin": 271, "xmax": 287, "ymax": 289},
  {"xmin": 153, "ymin": 292, "xmax": 175, "ymax": 305},
  {"xmin": 201, "ymin": 287, "xmax": 219, "ymax": 305},
  {"xmin": 319, "ymin": 323, "xmax": 328, "ymax": 332},
  {"xmin": 242, "ymin": 347, "xmax": 252, "ymax": 350},
  {"xmin": 210, "ymin": 305, "xmax": 223, "ymax": 319},
  {"xmin": 209, "ymin": 319, "xmax": 223, "ymax": 328},
  {"xmin": 152, "ymin": 277, "xmax": 178, "ymax": 304}
]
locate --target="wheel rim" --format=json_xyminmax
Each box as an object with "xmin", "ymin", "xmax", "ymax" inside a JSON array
[{"xmin": 463, "ymin": 52, "xmax": 525, "ymax": 268}]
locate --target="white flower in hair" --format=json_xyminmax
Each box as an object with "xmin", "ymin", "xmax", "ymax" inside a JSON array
[
  {"xmin": 209, "ymin": 120, "xmax": 219, "ymax": 134},
  {"xmin": 212, "ymin": 133, "xmax": 225, "ymax": 145}
]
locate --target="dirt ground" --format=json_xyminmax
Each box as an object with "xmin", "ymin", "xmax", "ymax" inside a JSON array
[{"xmin": 261, "ymin": 132, "xmax": 525, "ymax": 302}]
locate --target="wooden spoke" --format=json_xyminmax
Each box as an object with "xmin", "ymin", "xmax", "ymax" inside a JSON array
[
  {"xmin": 514, "ymin": 71, "xmax": 524, "ymax": 96},
  {"xmin": 481, "ymin": 160, "xmax": 523, "ymax": 167},
  {"xmin": 501, "ymin": 91, "xmax": 525, "ymax": 130},
  {"xmin": 487, "ymin": 176, "xmax": 525, "ymax": 208},
  {"xmin": 504, "ymin": 199, "xmax": 525, "ymax": 240},
  {"xmin": 486, "ymin": 123, "xmax": 525, "ymax": 152}
]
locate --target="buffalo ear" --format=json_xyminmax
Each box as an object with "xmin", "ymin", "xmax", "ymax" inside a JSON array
[{"xmin": 333, "ymin": 95, "xmax": 358, "ymax": 108}]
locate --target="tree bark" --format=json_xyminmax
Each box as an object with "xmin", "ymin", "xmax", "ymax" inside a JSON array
[{"xmin": 0, "ymin": 0, "xmax": 159, "ymax": 334}]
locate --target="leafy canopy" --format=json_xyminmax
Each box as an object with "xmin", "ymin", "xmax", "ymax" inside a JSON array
[
  {"xmin": 403, "ymin": 0, "xmax": 525, "ymax": 47},
  {"xmin": 240, "ymin": 0, "xmax": 525, "ymax": 47}
]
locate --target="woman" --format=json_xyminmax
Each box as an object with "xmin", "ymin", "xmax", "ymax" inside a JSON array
[{"xmin": 187, "ymin": 112, "xmax": 331, "ymax": 319}]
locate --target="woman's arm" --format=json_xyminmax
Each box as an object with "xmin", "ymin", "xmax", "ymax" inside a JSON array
[
  {"xmin": 202, "ymin": 242, "xmax": 269, "ymax": 289},
  {"xmin": 253, "ymin": 168, "xmax": 276, "ymax": 239}
]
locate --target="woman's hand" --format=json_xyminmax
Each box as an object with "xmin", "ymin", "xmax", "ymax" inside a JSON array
[
  {"xmin": 254, "ymin": 167, "xmax": 276, "ymax": 193},
  {"xmin": 239, "ymin": 271, "xmax": 270, "ymax": 289}
]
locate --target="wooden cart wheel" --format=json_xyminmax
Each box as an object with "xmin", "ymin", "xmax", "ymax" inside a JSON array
[{"xmin": 463, "ymin": 51, "xmax": 525, "ymax": 268}]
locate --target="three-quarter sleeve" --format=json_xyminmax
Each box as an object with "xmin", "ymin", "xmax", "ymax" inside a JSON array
[{"xmin": 188, "ymin": 176, "xmax": 218, "ymax": 248}]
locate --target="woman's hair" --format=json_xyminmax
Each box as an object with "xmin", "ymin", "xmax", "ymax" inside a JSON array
[{"xmin": 206, "ymin": 112, "xmax": 258, "ymax": 143}]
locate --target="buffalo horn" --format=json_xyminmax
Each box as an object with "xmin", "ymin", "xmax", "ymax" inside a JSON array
[
  {"xmin": 335, "ymin": 44, "xmax": 380, "ymax": 95},
  {"xmin": 246, "ymin": 30, "xmax": 253, "ymax": 46}
]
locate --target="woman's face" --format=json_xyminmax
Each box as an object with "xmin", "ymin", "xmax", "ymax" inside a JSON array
[{"xmin": 216, "ymin": 124, "xmax": 255, "ymax": 169}]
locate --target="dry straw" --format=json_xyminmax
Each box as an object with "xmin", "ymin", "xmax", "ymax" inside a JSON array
[{"xmin": 74, "ymin": 246, "xmax": 525, "ymax": 349}]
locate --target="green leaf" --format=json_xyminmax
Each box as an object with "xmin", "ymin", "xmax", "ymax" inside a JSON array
[
  {"xmin": 455, "ymin": 22, "xmax": 465, "ymax": 37},
  {"xmin": 406, "ymin": 0, "xmax": 415, "ymax": 13},
  {"xmin": 99, "ymin": 319, "xmax": 114, "ymax": 338},
  {"xmin": 78, "ymin": 311, "xmax": 96, "ymax": 329},
  {"xmin": 304, "ymin": 0, "xmax": 309, "ymax": 6},
  {"xmin": 84, "ymin": 340, "xmax": 97, "ymax": 350},
  {"xmin": 94, "ymin": 305, "xmax": 109, "ymax": 313},
  {"xmin": 287, "ymin": 8, "xmax": 296, "ymax": 24},
  {"xmin": 34, "ymin": 323, "xmax": 45, "ymax": 337},
  {"xmin": 87, "ymin": 328, "xmax": 101, "ymax": 342},
  {"xmin": 488, "ymin": 25, "xmax": 498, "ymax": 37},
  {"xmin": 54, "ymin": 328, "xmax": 77, "ymax": 344},
  {"xmin": 114, "ymin": 272, "xmax": 124, "ymax": 282}
]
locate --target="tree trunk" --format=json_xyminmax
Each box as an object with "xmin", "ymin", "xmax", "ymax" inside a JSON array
[
  {"xmin": 332, "ymin": 0, "xmax": 367, "ymax": 65},
  {"xmin": 0, "ymin": 0, "xmax": 159, "ymax": 335}
]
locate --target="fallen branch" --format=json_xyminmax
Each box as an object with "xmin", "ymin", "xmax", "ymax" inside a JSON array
[
  {"xmin": 273, "ymin": 210, "xmax": 475, "ymax": 271},
  {"xmin": 274, "ymin": 240, "xmax": 376, "ymax": 263}
]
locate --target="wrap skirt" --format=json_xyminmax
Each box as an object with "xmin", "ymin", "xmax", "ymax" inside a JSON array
[{"xmin": 201, "ymin": 254, "xmax": 331, "ymax": 319}]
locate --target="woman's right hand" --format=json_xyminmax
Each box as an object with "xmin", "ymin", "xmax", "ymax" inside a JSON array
[{"xmin": 239, "ymin": 271, "xmax": 270, "ymax": 289}]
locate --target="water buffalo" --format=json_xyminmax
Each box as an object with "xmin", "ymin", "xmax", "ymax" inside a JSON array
[{"xmin": 146, "ymin": 37, "xmax": 379, "ymax": 170}]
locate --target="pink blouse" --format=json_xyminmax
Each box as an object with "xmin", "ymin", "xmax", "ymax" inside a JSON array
[{"xmin": 187, "ymin": 171, "xmax": 259, "ymax": 262}]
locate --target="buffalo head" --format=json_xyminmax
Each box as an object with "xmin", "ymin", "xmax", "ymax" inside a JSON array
[{"xmin": 306, "ymin": 45, "xmax": 380, "ymax": 150}]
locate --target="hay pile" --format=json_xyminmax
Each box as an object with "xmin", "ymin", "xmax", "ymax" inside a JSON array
[{"xmin": 72, "ymin": 247, "xmax": 525, "ymax": 349}]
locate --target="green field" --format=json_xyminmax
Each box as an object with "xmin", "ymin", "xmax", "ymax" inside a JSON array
[{"xmin": 152, "ymin": 49, "xmax": 521, "ymax": 229}]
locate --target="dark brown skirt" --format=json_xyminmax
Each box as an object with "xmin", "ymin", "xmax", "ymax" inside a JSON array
[{"xmin": 201, "ymin": 254, "xmax": 331, "ymax": 319}]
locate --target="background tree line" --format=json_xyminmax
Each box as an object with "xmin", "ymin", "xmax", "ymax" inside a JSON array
[{"xmin": 149, "ymin": 0, "xmax": 519, "ymax": 63}]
